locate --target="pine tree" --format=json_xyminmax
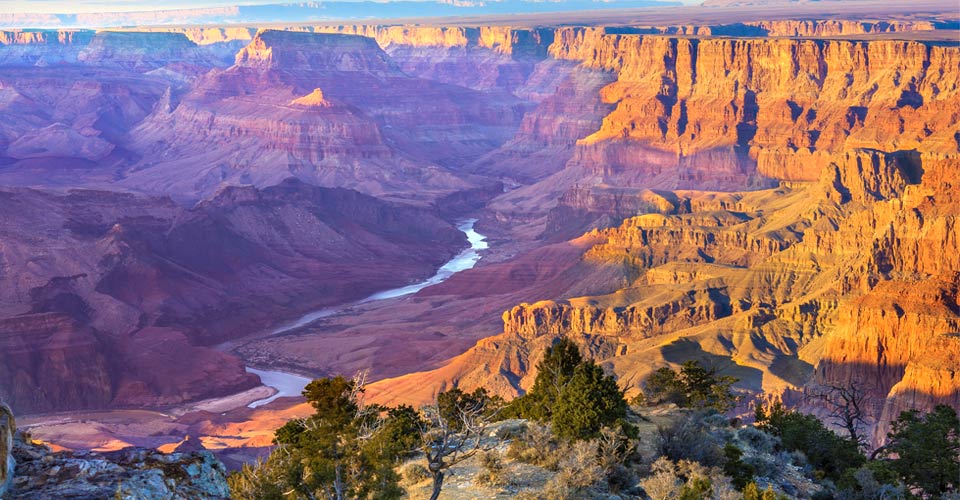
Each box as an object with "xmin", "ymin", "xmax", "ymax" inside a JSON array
[
  {"xmin": 505, "ymin": 337, "xmax": 583, "ymax": 420},
  {"xmin": 552, "ymin": 361, "xmax": 627, "ymax": 440},
  {"xmin": 882, "ymin": 404, "xmax": 960, "ymax": 496}
]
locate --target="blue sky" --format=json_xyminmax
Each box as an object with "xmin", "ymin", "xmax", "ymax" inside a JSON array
[
  {"xmin": 3, "ymin": 0, "xmax": 699, "ymax": 13},
  {"xmin": 2, "ymin": 1, "xmax": 283, "ymax": 13}
]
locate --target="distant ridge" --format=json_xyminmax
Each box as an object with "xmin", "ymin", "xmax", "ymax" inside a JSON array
[{"xmin": 0, "ymin": 1, "xmax": 679, "ymax": 29}]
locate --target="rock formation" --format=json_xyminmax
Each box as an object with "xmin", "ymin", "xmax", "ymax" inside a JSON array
[
  {"xmin": 121, "ymin": 29, "xmax": 526, "ymax": 201},
  {"xmin": 0, "ymin": 8, "xmax": 957, "ymax": 453},
  {"xmin": 0, "ymin": 402, "xmax": 14, "ymax": 497},
  {"xmin": 8, "ymin": 431, "xmax": 230, "ymax": 499},
  {"xmin": 369, "ymin": 150, "xmax": 960, "ymax": 445}
]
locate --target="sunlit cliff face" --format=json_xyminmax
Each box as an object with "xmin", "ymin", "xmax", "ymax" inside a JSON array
[{"xmin": 0, "ymin": 8, "xmax": 957, "ymax": 453}]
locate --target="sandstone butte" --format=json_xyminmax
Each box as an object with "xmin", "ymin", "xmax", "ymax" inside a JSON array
[{"xmin": 0, "ymin": 13, "xmax": 957, "ymax": 452}]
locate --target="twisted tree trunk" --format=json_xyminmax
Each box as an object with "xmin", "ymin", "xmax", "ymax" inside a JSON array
[{"xmin": 429, "ymin": 470, "xmax": 444, "ymax": 500}]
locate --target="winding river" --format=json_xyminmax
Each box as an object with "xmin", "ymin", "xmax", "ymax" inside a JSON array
[{"xmin": 246, "ymin": 219, "xmax": 488, "ymax": 408}]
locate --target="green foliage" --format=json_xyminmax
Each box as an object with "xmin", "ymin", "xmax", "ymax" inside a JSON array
[
  {"xmin": 741, "ymin": 483, "xmax": 786, "ymax": 500},
  {"xmin": 755, "ymin": 400, "xmax": 864, "ymax": 481},
  {"xmin": 552, "ymin": 361, "xmax": 628, "ymax": 440},
  {"xmin": 679, "ymin": 475, "xmax": 712, "ymax": 500},
  {"xmin": 722, "ymin": 444, "xmax": 755, "ymax": 491},
  {"xmin": 437, "ymin": 387, "xmax": 501, "ymax": 431},
  {"xmin": 401, "ymin": 463, "xmax": 430, "ymax": 485},
  {"xmin": 882, "ymin": 404, "xmax": 960, "ymax": 497},
  {"xmin": 646, "ymin": 367, "xmax": 686, "ymax": 405},
  {"xmin": 506, "ymin": 337, "xmax": 583, "ymax": 421},
  {"xmin": 503, "ymin": 338, "xmax": 631, "ymax": 442},
  {"xmin": 302, "ymin": 376, "xmax": 358, "ymax": 426},
  {"xmin": 643, "ymin": 361, "xmax": 739, "ymax": 412},
  {"xmin": 506, "ymin": 423, "xmax": 561, "ymax": 468},
  {"xmin": 362, "ymin": 405, "xmax": 424, "ymax": 468},
  {"xmin": 228, "ymin": 454, "xmax": 294, "ymax": 500},
  {"xmin": 231, "ymin": 376, "xmax": 421, "ymax": 500},
  {"xmin": 741, "ymin": 482, "xmax": 761, "ymax": 500},
  {"xmin": 836, "ymin": 461, "xmax": 906, "ymax": 500}
]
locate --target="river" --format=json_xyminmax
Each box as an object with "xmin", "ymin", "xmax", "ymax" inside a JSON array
[{"xmin": 246, "ymin": 219, "xmax": 488, "ymax": 408}]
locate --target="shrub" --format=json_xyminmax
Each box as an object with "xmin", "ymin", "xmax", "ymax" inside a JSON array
[
  {"xmin": 743, "ymin": 453, "xmax": 778, "ymax": 480},
  {"xmin": 506, "ymin": 339, "xmax": 632, "ymax": 443},
  {"xmin": 882, "ymin": 404, "xmax": 960, "ymax": 497},
  {"xmin": 678, "ymin": 474, "xmax": 712, "ymax": 500},
  {"xmin": 552, "ymin": 362, "xmax": 628, "ymax": 440},
  {"xmin": 227, "ymin": 456, "xmax": 287, "ymax": 500},
  {"xmin": 606, "ymin": 463, "xmax": 638, "ymax": 495},
  {"xmin": 553, "ymin": 440, "xmax": 605, "ymax": 491},
  {"xmin": 722, "ymin": 443, "xmax": 755, "ymax": 490},
  {"xmin": 742, "ymin": 483, "xmax": 790, "ymax": 500},
  {"xmin": 507, "ymin": 423, "xmax": 559, "ymax": 468},
  {"xmin": 642, "ymin": 361, "xmax": 739, "ymax": 412},
  {"xmin": 507, "ymin": 337, "xmax": 583, "ymax": 421},
  {"xmin": 755, "ymin": 400, "xmax": 864, "ymax": 481},
  {"xmin": 641, "ymin": 457, "xmax": 683, "ymax": 500},
  {"xmin": 476, "ymin": 450, "xmax": 507, "ymax": 487},
  {"xmin": 659, "ymin": 412, "xmax": 725, "ymax": 467},
  {"xmin": 736, "ymin": 425, "xmax": 778, "ymax": 455},
  {"xmin": 253, "ymin": 375, "xmax": 415, "ymax": 500},
  {"xmin": 401, "ymin": 463, "xmax": 430, "ymax": 485}
]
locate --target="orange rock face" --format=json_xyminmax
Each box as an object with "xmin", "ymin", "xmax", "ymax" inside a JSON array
[
  {"xmin": 549, "ymin": 34, "xmax": 959, "ymax": 187},
  {"xmin": 372, "ymin": 151, "xmax": 960, "ymax": 444}
]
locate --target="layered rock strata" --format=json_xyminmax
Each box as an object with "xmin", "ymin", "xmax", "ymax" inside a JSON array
[{"xmin": 370, "ymin": 151, "xmax": 960, "ymax": 445}]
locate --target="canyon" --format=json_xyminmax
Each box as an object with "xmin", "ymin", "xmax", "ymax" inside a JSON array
[{"xmin": 0, "ymin": 0, "xmax": 956, "ymax": 463}]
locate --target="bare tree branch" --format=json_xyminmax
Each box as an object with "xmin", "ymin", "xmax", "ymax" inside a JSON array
[{"xmin": 806, "ymin": 380, "xmax": 873, "ymax": 450}]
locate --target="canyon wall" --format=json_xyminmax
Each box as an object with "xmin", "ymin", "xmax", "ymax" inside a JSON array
[
  {"xmin": 0, "ymin": 19, "xmax": 956, "ymax": 441},
  {"xmin": 548, "ymin": 31, "xmax": 958, "ymax": 187},
  {"xmin": 371, "ymin": 150, "xmax": 960, "ymax": 444},
  {"xmin": 0, "ymin": 180, "xmax": 466, "ymax": 413}
]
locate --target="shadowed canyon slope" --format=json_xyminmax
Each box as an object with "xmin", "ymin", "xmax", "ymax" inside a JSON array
[
  {"xmin": 0, "ymin": 180, "xmax": 464, "ymax": 413},
  {"xmin": 0, "ymin": 4, "xmax": 957, "ymax": 454}
]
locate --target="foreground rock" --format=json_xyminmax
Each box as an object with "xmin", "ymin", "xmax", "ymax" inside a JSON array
[
  {"xmin": 8, "ymin": 432, "xmax": 229, "ymax": 499},
  {"xmin": 1, "ymin": 403, "xmax": 13, "ymax": 497}
]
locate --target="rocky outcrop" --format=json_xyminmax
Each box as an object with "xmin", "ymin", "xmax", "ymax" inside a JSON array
[
  {"xmin": 476, "ymin": 28, "xmax": 959, "ymax": 246},
  {"xmin": 235, "ymin": 30, "xmax": 397, "ymax": 74},
  {"xmin": 0, "ymin": 30, "xmax": 93, "ymax": 66},
  {"xmin": 745, "ymin": 19, "xmax": 936, "ymax": 36},
  {"xmin": 543, "ymin": 187, "xmax": 686, "ymax": 240},
  {"xmin": 289, "ymin": 87, "xmax": 329, "ymax": 107},
  {"xmin": 1, "ymin": 403, "xmax": 13, "ymax": 498},
  {"xmin": 312, "ymin": 25, "xmax": 555, "ymax": 94},
  {"xmin": 811, "ymin": 153, "xmax": 960, "ymax": 441},
  {"xmin": 9, "ymin": 432, "xmax": 230, "ymax": 499},
  {"xmin": 78, "ymin": 31, "xmax": 217, "ymax": 70},
  {"xmin": 7, "ymin": 123, "xmax": 114, "ymax": 161},
  {"xmin": 138, "ymin": 27, "xmax": 257, "ymax": 45}
]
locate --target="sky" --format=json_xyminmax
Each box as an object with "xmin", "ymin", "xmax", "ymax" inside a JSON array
[
  {"xmin": 1, "ymin": 0, "xmax": 701, "ymax": 14},
  {"xmin": 1, "ymin": 1, "xmax": 281, "ymax": 13}
]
